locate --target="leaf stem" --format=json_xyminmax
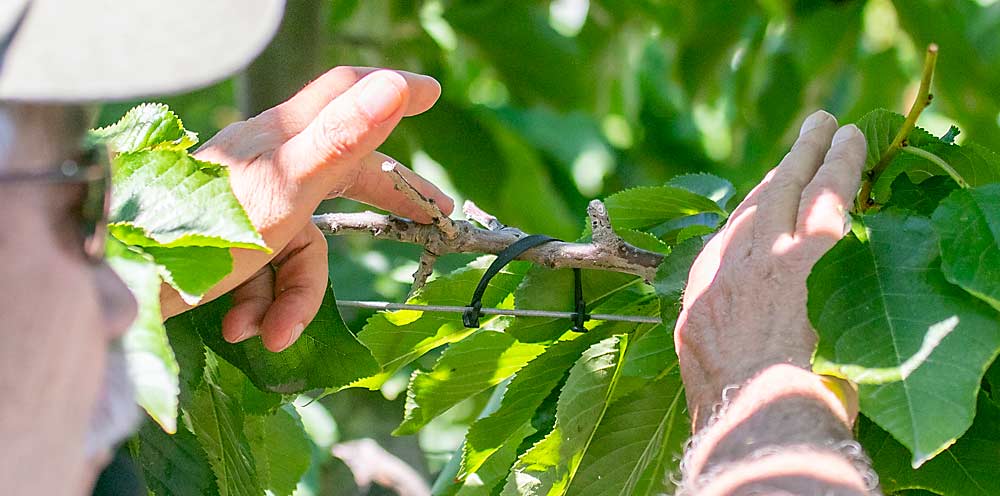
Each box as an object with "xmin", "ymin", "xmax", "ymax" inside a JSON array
[
  {"xmin": 858, "ymin": 44, "xmax": 938, "ymax": 209},
  {"xmin": 900, "ymin": 146, "xmax": 969, "ymax": 189}
]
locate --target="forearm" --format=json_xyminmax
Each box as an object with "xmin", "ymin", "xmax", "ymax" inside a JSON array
[{"xmin": 679, "ymin": 364, "xmax": 877, "ymax": 496}]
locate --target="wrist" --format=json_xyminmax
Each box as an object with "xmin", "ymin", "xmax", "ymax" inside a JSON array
[{"xmin": 682, "ymin": 364, "xmax": 866, "ymax": 490}]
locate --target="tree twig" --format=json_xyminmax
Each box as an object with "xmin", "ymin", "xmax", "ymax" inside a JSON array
[
  {"xmin": 331, "ymin": 438, "xmax": 431, "ymax": 496},
  {"xmin": 463, "ymin": 200, "xmax": 505, "ymax": 231},
  {"xmin": 382, "ymin": 161, "xmax": 458, "ymax": 239},
  {"xmin": 409, "ymin": 250, "xmax": 438, "ymax": 297},
  {"xmin": 313, "ymin": 201, "xmax": 664, "ymax": 282},
  {"xmin": 858, "ymin": 44, "xmax": 938, "ymax": 209}
]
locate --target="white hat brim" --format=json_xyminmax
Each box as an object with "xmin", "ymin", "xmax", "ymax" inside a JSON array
[{"xmin": 0, "ymin": 0, "xmax": 285, "ymax": 102}]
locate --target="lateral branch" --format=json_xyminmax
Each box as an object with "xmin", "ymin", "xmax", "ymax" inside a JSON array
[{"xmin": 312, "ymin": 201, "xmax": 664, "ymax": 286}]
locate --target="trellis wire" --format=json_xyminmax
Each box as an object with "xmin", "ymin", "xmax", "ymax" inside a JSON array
[{"xmin": 336, "ymin": 300, "xmax": 662, "ymax": 324}]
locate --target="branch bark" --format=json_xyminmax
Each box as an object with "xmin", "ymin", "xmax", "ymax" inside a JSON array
[
  {"xmin": 316, "ymin": 164, "xmax": 666, "ymax": 287},
  {"xmin": 313, "ymin": 203, "xmax": 664, "ymax": 282}
]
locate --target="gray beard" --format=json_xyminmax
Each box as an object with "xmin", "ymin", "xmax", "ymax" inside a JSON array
[{"xmin": 84, "ymin": 342, "xmax": 143, "ymax": 458}]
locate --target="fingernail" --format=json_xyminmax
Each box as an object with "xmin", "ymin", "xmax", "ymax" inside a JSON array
[
  {"xmin": 280, "ymin": 323, "xmax": 305, "ymax": 351},
  {"xmin": 832, "ymin": 125, "xmax": 860, "ymax": 146},
  {"xmin": 800, "ymin": 110, "xmax": 833, "ymax": 136},
  {"xmin": 358, "ymin": 73, "xmax": 404, "ymax": 123}
]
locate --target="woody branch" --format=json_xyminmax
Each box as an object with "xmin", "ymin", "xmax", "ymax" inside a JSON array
[{"xmin": 312, "ymin": 165, "xmax": 665, "ymax": 292}]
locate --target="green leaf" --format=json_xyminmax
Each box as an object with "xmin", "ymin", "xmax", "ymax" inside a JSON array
[
  {"xmin": 612, "ymin": 323, "xmax": 675, "ymax": 402},
  {"xmin": 106, "ymin": 239, "xmax": 179, "ymax": 433},
  {"xmin": 859, "ymin": 107, "xmax": 1000, "ymax": 202},
  {"xmin": 91, "ymin": 102, "xmax": 198, "ymax": 153},
  {"xmin": 933, "ymin": 185, "xmax": 1000, "ymax": 311},
  {"xmin": 185, "ymin": 352, "xmax": 264, "ymax": 496},
  {"xmin": 565, "ymin": 371, "xmax": 688, "ymax": 496},
  {"xmin": 357, "ymin": 257, "xmax": 530, "ymax": 388},
  {"xmin": 885, "ymin": 175, "xmax": 959, "ymax": 217},
  {"xmin": 145, "ymin": 246, "xmax": 233, "ymax": 305},
  {"xmin": 653, "ymin": 236, "xmax": 704, "ymax": 327},
  {"xmin": 941, "ymin": 125, "xmax": 961, "ymax": 144},
  {"xmin": 433, "ymin": 384, "xmax": 519, "ymax": 496},
  {"xmin": 132, "ymin": 420, "xmax": 219, "ymax": 496},
  {"xmin": 604, "ymin": 186, "xmax": 726, "ymax": 230},
  {"xmin": 808, "ymin": 209, "xmax": 1000, "ymax": 466},
  {"xmin": 501, "ymin": 335, "xmax": 628, "ymax": 496},
  {"xmin": 856, "ymin": 108, "xmax": 939, "ymax": 172},
  {"xmin": 460, "ymin": 333, "xmax": 607, "ymax": 478},
  {"xmin": 880, "ymin": 142, "xmax": 1000, "ymax": 200},
  {"xmin": 666, "ymin": 173, "xmax": 735, "ymax": 210},
  {"xmin": 181, "ymin": 284, "xmax": 379, "ymax": 394},
  {"xmin": 615, "ymin": 229, "xmax": 671, "ymax": 254},
  {"xmin": 507, "ymin": 267, "xmax": 640, "ymax": 342},
  {"xmin": 246, "ymin": 407, "xmax": 312, "ymax": 496},
  {"xmin": 395, "ymin": 330, "xmax": 547, "ymax": 435},
  {"xmin": 860, "ymin": 395, "xmax": 1000, "ymax": 496},
  {"xmin": 109, "ymin": 149, "xmax": 268, "ymax": 252}
]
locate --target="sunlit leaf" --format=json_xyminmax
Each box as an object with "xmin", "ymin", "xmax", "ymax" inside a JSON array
[
  {"xmin": 808, "ymin": 210, "xmax": 1000, "ymax": 466},
  {"xmin": 501, "ymin": 335, "xmax": 628, "ymax": 496},
  {"xmin": 91, "ymin": 102, "xmax": 198, "ymax": 153},
  {"xmin": 356, "ymin": 257, "xmax": 529, "ymax": 388},
  {"xmin": 106, "ymin": 239, "xmax": 179, "ymax": 433},
  {"xmin": 246, "ymin": 407, "xmax": 312, "ymax": 496},
  {"xmin": 395, "ymin": 330, "xmax": 547, "ymax": 435},
  {"xmin": 566, "ymin": 370, "xmax": 687, "ymax": 496},
  {"xmin": 109, "ymin": 150, "xmax": 268, "ymax": 252}
]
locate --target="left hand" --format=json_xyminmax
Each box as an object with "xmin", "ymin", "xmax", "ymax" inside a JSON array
[{"xmin": 162, "ymin": 66, "xmax": 453, "ymax": 351}]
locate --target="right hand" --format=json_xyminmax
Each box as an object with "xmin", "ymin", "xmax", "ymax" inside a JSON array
[{"xmin": 673, "ymin": 110, "xmax": 866, "ymax": 429}]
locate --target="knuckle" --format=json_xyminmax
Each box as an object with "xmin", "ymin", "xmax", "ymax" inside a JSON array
[
  {"xmin": 312, "ymin": 115, "xmax": 357, "ymax": 161},
  {"xmin": 789, "ymin": 136, "xmax": 827, "ymax": 157},
  {"xmin": 329, "ymin": 65, "xmax": 364, "ymax": 84}
]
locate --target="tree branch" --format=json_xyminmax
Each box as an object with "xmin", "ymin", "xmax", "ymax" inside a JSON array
[
  {"xmin": 382, "ymin": 161, "xmax": 458, "ymax": 239},
  {"xmin": 313, "ymin": 200, "xmax": 665, "ymax": 282},
  {"xmin": 409, "ymin": 250, "xmax": 438, "ymax": 298},
  {"xmin": 858, "ymin": 43, "xmax": 938, "ymax": 210}
]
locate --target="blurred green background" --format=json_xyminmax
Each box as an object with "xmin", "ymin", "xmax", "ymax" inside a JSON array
[{"xmin": 98, "ymin": 0, "xmax": 1000, "ymax": 491}]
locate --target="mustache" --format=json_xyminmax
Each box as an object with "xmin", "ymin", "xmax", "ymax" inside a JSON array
[{"xmin": 84, "ymin": 342, "xmax": 142, "ymax": 459}]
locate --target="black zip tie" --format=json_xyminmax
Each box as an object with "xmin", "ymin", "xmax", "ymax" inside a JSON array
[
  {"xmin": 463, "ymin": 234, "xmax": 589, "ymax": 332},
  {"xmin": 571, "ymin": 268, "xmax": 589, "ymax": 332}
]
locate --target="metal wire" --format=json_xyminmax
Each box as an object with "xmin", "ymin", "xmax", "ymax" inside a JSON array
[{"xmin": 336, "ymin": 300, "xmax": 662, "ymax": 324}]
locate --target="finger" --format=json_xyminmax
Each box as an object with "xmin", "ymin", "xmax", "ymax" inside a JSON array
[
  {"xmin": 752, "ymin": 110, "xmax": 838, "ymax": 251},
  {"xmin": 795, "ymin": 125, "xmax": 866, "ymax": 254},
  {"xmin": 260, "ymin": 225, "xmax": 329, "ymax": 352},
  {"xmin": 336, "ymin": 152, "xmax": 455, "ymax": 222},
  {"xmin": 198, "ymin": 67, "xmax": 439, "ymax": 163},
  {"xmin": 274, "ymin": 70, "xmax": 411, "ymax": 203},
  {"xmin": 718, "ymin": 167, "xmax": 776, "ymax": 249},
  {"xmin": 256, "ymin": 66, "xmax": 441, "ymax": 137},
  {"xmin": 683, "ymin": 167, "xmax": 777, "ymax": 304},
  {"xmin": 221, "ymin": 265, "xmax": 275, "ymax": 343}
]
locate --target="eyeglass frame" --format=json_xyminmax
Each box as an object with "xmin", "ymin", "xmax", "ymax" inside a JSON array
[{"xmin": 0, "ymin": 152, "xmax": 110, "ymax": 264}]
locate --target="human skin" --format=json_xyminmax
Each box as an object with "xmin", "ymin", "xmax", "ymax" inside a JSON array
[
  {"xmin": 676, "ymin": 111, "xmax": 875, "ymax": 494},
  {"xmin": 0, "ymin": 66, "xmax": 450, "ymax": 493},
  {"xmin": 0, "ymin": 104, "xmax": 138, "ymax": 495},
  {"xmin": 169, "ymin": 66, "xmax": 453, "ymax": 352}
]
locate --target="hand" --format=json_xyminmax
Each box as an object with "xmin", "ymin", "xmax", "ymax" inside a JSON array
[
  {"xmin": 674, "ymin": 110, "xmax": 866, "ymax": 429},
  {"xmin": 162, "ymin": 66, "xmax": 454, "ymax": 352}
]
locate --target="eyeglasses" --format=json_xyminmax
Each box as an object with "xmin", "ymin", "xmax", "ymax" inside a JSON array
[{"xmin": 0, "ymin": 149, "xmax": 110, "ymax": 264}]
